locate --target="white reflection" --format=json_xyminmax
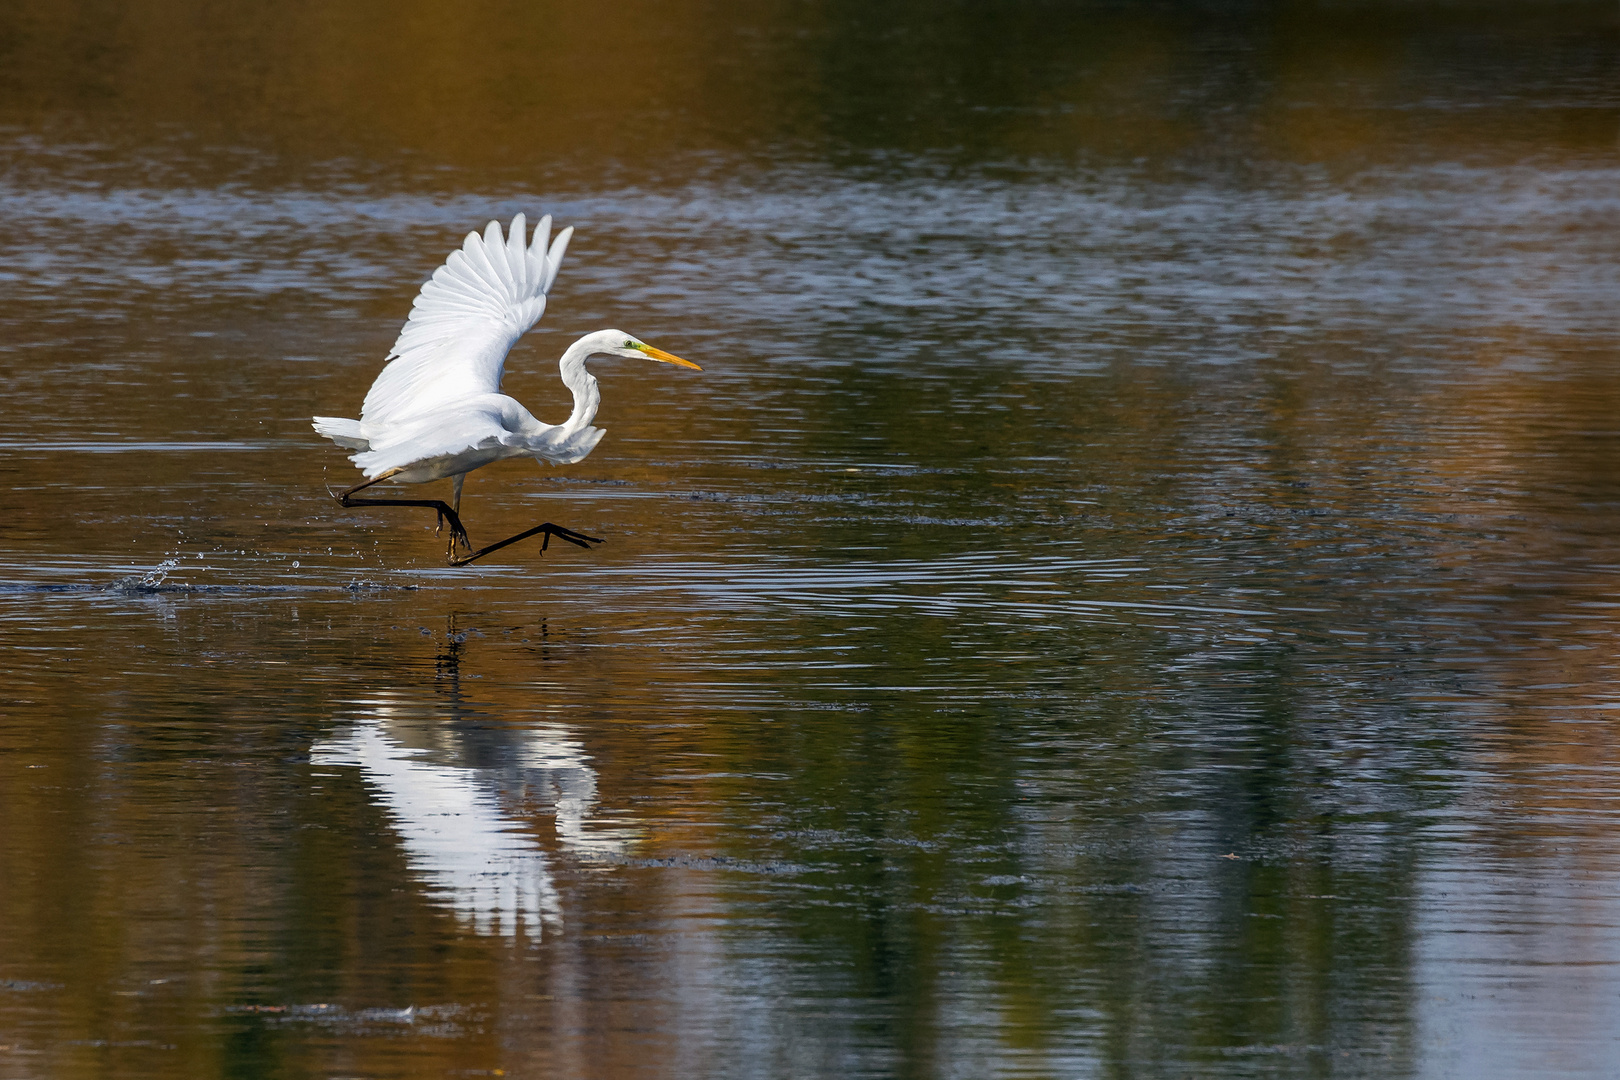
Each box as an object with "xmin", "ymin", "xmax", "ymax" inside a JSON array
[{"xmin": 313, "ymin": 698, "xmax": 634, "ymax": 938}]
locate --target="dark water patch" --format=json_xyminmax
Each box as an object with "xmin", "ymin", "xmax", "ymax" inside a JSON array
[
  {"xmin": 220, "ymin": 1003, "xmax": 473, "ymax": 1039},
  {"xmin": 0, "ymin": 578, "xmax": 420, "ymax": 596},
  {"xmin": 0, "ymin": 980, "xmax": 63, "ymax": 993},
  {"xmin": 0, "ymin": 441, "xmax": 280, "ymax": 454}
]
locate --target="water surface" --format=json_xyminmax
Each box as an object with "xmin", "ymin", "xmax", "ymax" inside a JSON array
[{"xmin": 1, "ymin": 2, "xmax": 1619, "ymax": 1077}]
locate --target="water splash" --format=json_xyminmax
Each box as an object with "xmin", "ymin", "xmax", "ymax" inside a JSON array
[{"xmin": 105, "ymin": 558, "xmax": 180, "ymax": 593}]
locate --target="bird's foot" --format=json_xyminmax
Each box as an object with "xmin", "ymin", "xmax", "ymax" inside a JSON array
[
  {"xmin": 447, "ymin": 523, "xmax": 604, "ymax": 567},
  {"xmin": 539, "ymin": 524, "xmax": 604, "ymax": 552},
  {"xmin": 431, "ymin": 508, "xmax": 472, "ymax": 551}
]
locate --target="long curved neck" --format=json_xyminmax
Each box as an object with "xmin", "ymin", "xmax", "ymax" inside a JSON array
[{"xmin": 558, "ymin": 336, "xmax": 602, "ymax": 434}]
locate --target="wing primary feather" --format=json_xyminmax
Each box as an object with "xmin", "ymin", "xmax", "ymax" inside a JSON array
[
  {"xmin": 426, "ymin": 268, "xmax": 502, "ymax": 309},
  {"xmin": 479, "ymin": 220, "xmax": 517, "ymax": 296},
  {"xmin": 442, "ymin": 248, "xmax": 487, "ymax": 295},
  {"xmin": 527, "ymin": 214, "xmax": 552, "ymax": 291},
  {"xmin": 529, "ymin": 215, "xmax": 552, "ymax": 258},
  {"xmin": 506, "ymin": 212, "xmax": 528, "ymax": 288},
  {"xmin": 543, "ymin": 226, "xmax": 574, "ymax": 293},
  {"xmin": 428, "ymin": 266, "xmax": 502, "ymax": 301},
  {"xmin": 484, "ymin": 219, "xmax": 516, "ymax": 292},
  {"xmin": 457, "ymin": 232, "xmax": 506, "ymax": 296}
]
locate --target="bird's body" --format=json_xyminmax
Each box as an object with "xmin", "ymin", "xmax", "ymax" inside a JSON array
[
  {"xmin": 314, "ymin": 213, "xmax": 699, "ymax": 564},
  {"xmin": 315, "ymin": 394, "xmax": 564, "ymax": 483}
]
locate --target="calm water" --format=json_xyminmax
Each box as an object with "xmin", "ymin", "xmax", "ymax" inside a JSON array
[{"xmin": 2, "ymin": 2, "xmax": 1619, "ymax": 1077}]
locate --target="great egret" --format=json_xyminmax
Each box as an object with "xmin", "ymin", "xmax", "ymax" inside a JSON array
[{"xmin": 313, "ymin": 213, "xmax": 700, "ymax": 566}]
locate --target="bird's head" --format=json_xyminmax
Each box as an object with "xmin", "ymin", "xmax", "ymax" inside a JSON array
[{"xmin": 590, "ymin": 329, "xmax": 702, "ymax": 370}]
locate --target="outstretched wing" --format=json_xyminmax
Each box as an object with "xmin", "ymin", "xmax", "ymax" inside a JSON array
[{"xmin": 360, "ymin": 213, "xmax": 573, "ymax": 428}]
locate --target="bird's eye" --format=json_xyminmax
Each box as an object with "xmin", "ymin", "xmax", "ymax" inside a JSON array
[{"xmin": 624, "ymin": 339, "xmax": 635, "ymax": 348}]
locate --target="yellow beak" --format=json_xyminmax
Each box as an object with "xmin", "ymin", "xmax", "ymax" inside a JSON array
[{"xmin": 637, "ymin": 344, "xmax": 702, "ymax": 371}]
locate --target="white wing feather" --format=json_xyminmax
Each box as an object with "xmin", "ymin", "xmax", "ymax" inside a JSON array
[{"xmin": 361, "ymin": 213, "xmax": 574, "ymax": 428}]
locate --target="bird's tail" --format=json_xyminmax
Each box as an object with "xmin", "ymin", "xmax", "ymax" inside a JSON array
[{"xmin": 312, "ymin": 416, "xmax": 370, "ymax": 451}]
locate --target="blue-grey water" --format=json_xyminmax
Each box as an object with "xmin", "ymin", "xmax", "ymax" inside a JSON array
[{"xmin": 1, "ymin": 2, "xmax": 1618, "ymax": 1077}]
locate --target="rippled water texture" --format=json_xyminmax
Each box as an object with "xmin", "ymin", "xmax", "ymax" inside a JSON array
[{"xmin": 1, "ymin": 2, "xmax": 1618, "ymax": 1077}]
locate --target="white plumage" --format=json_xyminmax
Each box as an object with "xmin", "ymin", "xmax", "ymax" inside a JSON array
[
  {"xmin": 361, "ymin": 214, "xmax": 571, "ymax": 430},
  {"xmin": 313, "ymin": 213, "xmax": 700, "ymax": 564}
]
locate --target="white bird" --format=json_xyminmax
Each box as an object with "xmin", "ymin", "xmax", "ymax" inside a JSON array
[{"xmin": 313, "ymin": 213, "xmax": 700, "ymax": 565}]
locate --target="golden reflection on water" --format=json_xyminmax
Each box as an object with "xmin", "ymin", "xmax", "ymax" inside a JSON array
[{"xmin": 2, "ymin": 0, "xmax": 1613, "ymax": 174}]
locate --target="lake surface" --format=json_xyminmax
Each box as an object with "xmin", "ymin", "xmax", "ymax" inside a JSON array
[{"xmin": 1, "ymin": 2, "xmax": 1618, "ymax": 1077}]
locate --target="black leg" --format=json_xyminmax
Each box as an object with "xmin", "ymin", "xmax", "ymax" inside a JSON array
[
  {"xmin": 449, "ymin": 523, "xmax": 603, "ymax": 567},
  {"xmin": 331, "ymin": 472, "xmax": 599, "ymax": 566},
  {"xmin": 333, "ymin": 474, "xmax": 473, "ymax": 554}
]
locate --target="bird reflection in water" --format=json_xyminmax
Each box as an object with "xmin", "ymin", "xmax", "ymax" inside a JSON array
[{"xmin": 311, "ymin": 619, "xmax": 634, "ymax": 937}]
